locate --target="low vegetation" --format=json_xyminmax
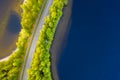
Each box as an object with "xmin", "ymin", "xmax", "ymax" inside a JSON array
[
  {"xmin": 27, "ymin": 0, "xmax": 67, "ymax": 80},
  {"xmin": 0, "ymin": 0, "xmax": 44, "ymax": 79}
]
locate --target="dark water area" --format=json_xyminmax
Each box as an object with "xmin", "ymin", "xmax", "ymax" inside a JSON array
[
  {"xmin": 7, "ymin": 12, "xmax": 21, "ymax": 34},
  {"xmin": 58, "ymin": 0, "xmax": 120, "ymax": 80}
]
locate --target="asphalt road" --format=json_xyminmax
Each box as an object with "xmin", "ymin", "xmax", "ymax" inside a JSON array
[{"xmin": 20, "ymin": 0, "xmax": 53, "ymax": 80}]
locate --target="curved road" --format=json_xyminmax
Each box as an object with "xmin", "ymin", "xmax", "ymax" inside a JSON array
[{"xmin": 20, "ymin": 0, "xmax": 53, "ymax": 80}]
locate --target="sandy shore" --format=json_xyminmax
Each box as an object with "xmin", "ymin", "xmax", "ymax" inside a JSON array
[
  {"xmin": 50, "ymin": 0, "xmax": 73, "ymax": 80},
  {"xmin": 0, "ymin": 0, "xmax": 24, "ymax": 61}
]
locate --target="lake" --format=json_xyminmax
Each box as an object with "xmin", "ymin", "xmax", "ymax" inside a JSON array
[
  {"xmin": 0, "ymin": 0, "xmax": 22, "ymax": 59},
  {"xmin": 58, "ymin": 0, "xmax": 120, "ymax": 80}
]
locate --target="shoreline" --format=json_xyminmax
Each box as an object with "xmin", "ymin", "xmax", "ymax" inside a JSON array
[
  {"xmin": 50, "ymin": 0, "xmax": 73, "ymax": 80},
  {"xmin": 0, "ymin": 0, "xmax": 24, "ymax": 61}
]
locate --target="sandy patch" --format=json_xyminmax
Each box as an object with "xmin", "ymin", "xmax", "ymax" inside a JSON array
[{"xmin": 50, "ymin": 0, "xmax": 73, "ymax": 80}]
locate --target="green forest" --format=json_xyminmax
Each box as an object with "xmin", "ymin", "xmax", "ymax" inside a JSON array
[
  {"xmin": 27, "ymin": 0, "xmax": 67, "ymax": 80},
  {"xmin": 0, "ymin": 0, "xmax": 44, "ymax": 79},
  {"xmin": 0, "ymin": 0, "xmax": 67, "ymax": 80}
]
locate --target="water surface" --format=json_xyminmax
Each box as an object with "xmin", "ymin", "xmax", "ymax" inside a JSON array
[{"xmin": 58, "ymin": 0, "xmax": 120, "ymax": 80}]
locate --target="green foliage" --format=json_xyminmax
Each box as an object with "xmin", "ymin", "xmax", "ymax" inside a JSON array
[
  {"xmin": 27, "ymin": 0, "xmax": 66, "ymax": 80},
  {"xmin": 21, "ymin": 0, "xmax": 43, "ymax": 30},
  {"xmin": 0, "ymin": 0, "xmax": 44, "ymax": 80},
  {"xmin": 0, "ymin": 0, "xmax": 67, "ymax": 79}
]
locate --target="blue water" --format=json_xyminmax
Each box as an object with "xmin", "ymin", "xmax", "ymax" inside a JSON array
[
  {"xmin": 7, "ymin": 13, "xmax": 21, "ymax": 33},
  {"xmin": 58, "ymin": 0, "xmax": 120, "ymax": 80}
]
